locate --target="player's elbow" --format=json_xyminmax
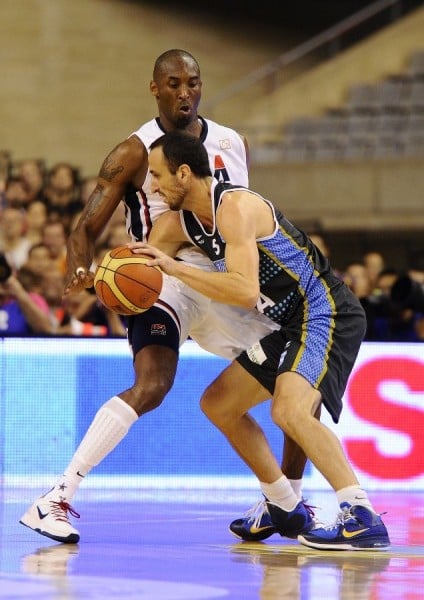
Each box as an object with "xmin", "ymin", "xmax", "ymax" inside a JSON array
[{"xmin": 238, "ymin": 287, "xmax": 260, "ymax": 310}]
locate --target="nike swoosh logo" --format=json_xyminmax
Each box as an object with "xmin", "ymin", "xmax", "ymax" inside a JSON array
[
  {"xmin": 342, "ymin": 527, "xmax": 369, "ymax": 538},
  {"xmin": 37, "ymin": 506, "xmax": 49, "ymax": 520},
  {"xmin": 250, "ymin": 525, "xmax": 275, "ymax": 534},
  {"xmin": 76, "ymin": 471, "xmax": 85, "ymax": 478}
]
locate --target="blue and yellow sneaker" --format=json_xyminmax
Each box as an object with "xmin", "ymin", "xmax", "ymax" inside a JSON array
[
  {"xmin": 229, "ymin": 500, "xmax": 277, "ymax": 541},
  {"xmin": 229, "ymin": 498, "xmax": 315, "ymax": 541},
  {"xmin": 266, "ymin": 499, "xmax": 314, "ymax": 539},
  {"xmin": 298, "ymin": 502, "xmax": 390, "ymax": 551}
]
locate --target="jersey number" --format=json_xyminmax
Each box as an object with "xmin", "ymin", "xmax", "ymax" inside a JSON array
[{"xmin": 212, "ymin": 239, "xmax": 221, "ymax": 256}]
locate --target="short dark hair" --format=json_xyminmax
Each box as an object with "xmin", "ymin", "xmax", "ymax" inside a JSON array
[
  {"xmin": 150, "ymin": 131, "xmax": 212, "ymax": 177},
  {"xmin": 153, "ymin": 49, "xmax": 200, "ymax": 80}
]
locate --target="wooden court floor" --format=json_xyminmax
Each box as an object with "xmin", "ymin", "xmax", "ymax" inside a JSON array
[{"xmin": 0, "ymin": 488, "xmax": 423, "ymax": 599}]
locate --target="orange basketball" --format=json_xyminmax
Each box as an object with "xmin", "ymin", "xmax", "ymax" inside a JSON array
[{"xmin": 94, "ymin": 246, "xmax": 162, "ymax": 316}]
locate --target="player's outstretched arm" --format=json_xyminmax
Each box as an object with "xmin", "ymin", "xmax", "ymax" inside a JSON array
[{"xmin": 65, "ymin": 136, "xmax": 148, "ymax": 294}]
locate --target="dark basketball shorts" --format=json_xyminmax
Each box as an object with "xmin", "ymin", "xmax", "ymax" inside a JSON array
[
  {"xmin": 127, "ymin": 306, "xmax": 180, "ymax": 356},
  {"xmin": 236, "ymin": 289, "xmax": 366, "ymax": 423}
]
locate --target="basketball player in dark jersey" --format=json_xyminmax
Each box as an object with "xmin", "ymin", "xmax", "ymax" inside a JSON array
[{"xmin": 131, "ymin": 130, "xmax": 390, "ymax": 551}]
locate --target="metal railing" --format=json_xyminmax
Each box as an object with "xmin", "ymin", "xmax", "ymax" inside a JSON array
[{"xmin": 203, "ymin": 0, "xmax": 405, "ymax": 117}]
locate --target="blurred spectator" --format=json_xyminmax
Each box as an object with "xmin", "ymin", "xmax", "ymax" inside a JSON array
[
  {"xmin": 39, "ymin": 268, "xmax": 68, "ymax": 331},
  {"xmin": 4, "ymin": 176, "xmax": 30, "ymax": 209},
  {"xmin": 343, "ymin": 262, "xmax": 386, "ymax": 340},
  {"xmin": 374, "ymin": 267, "xmax": 398, "ymax": 297},
  {"xmin": 16, "ymin": 266, "xmax": 49, "ymax": 308},
  {"xmin": 42, "ymin": 220, "xmax": 68, "ymax": 275},
  {"xmin": 0, "ymin": 150, "xmax": 11, "ymax": 198},
  {"xmin": 309, "ymin": 231, "xmax": 342, "ymax": 279},
  {"xmin": 363, "ymin": 251, "xmax": 385, "ymax": 292},
  {"xmin": 40, "ymin": 267, "xmax": 125, "ymax": 337},
  {"xmin": 343, "ymin": 262, "xmax": 372, "ymax": 299},
  {"xmin": 16, "ymin": 158, "xmax": 46, "ymax": 204},
  {"xmin": 25, "ymin": 200, "xmax": 48, "ymax": 245},
  {"xmin": 59, "ymin": 291, "xmax": 108, "ymax": 336},
  {"xmin": 391, "ymin": 257, "xmax": 424, "ymax": 313},
  {"xmin": 0, "ymin": 266, "xmax": 51, "ymax": 335},
  {"xmin": 309, "ymin": 233, "xmax": 330, "ymax": 258},
  {"xmin": 345, "ymin": 263, "xmax": 424, "ymax": 342},
  {"xmin": 390, "ymin": 264, "xmax": 424, "ymax": 341},
  {"xmin": 25, "ymin": 243, "xmax": 54, "ymax": 279},
  {"xmin": 44, "ymin": 162, "xmax": 83, "ymax": 229},
  {"xmin": 62, "ymin": 290, "xmax": 126, "ymax": 337},
  {"xmin": 407, "ymin": 252, "xmax": 424, "ymax": 285},
  {"xmin": 0, "ymin": 206, "xmax": 31, "ymax": 270},
  {"xmin": 365, "ymin": 267, "xmax": 400, "ymax": 341}
]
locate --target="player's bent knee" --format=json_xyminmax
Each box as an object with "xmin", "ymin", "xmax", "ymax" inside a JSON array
[
  {"xmin": 199, "ymin": 391, "xmax": 214, "ymax": 418},
  {"xmin": 199, "ymin": 391, "xmax": 225, "ymax": 425},
  {"xmin": 270, "ymin": 399, "xmax": 299, "ymax": 434},
  {"xmin": 129, "ymin": 378, "xmax": 173, "ymax": 415},
  {"xmin": 270, "ymin": 401, "xmax": 312, "ymax": 440},
  {"xmin": 200, "ymin": 392, "xmax": 241, "ymax": 429}
]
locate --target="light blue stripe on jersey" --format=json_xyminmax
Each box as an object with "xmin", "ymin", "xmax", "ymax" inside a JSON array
[{"xmin": 258, "ymin": 228, "xmax": 336, "ymax": 386}]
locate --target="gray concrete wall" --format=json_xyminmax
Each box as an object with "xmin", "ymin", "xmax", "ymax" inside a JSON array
[
  {"xmin": 250, "ymin": 159, "xmax": 424, "ymax": 231},
  {"xmin": 0, "ymin": 0, "xmax": 284, "ymax": 174}
]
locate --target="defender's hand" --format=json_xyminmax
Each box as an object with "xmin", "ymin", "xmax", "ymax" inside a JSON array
[{"xmin": 64, "ymin": 267, "xmax": 95, "ymax": 295}]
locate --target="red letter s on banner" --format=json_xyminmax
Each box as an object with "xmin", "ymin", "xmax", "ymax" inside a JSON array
[{"xmin": 345, "ymin": 358, "xmax": 424, "ymax": 479}]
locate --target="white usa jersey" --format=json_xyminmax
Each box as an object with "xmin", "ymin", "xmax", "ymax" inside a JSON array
[{"xmin": 125, "ymin": 116, "xmax": 248, "ymax": 265}]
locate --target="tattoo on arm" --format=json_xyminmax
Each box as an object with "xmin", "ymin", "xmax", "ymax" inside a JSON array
[
  {"xmin": 85, "ymin": 185, "xmax": 105, "ymax": 219},
  {"xmin": 99, "ymin": 153, "xmax": 125, "ymax": 182}
]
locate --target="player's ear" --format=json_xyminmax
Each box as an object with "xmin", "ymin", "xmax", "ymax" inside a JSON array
[
  {"xmin": 178, "ymin": 164, "xmax": 191, "ymax": 183},
  {"xmin": 150, "ymin": 80, "xmax": 159, "ymax": 98}
]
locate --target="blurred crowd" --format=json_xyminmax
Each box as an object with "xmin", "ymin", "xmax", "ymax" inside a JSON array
[
  {"xmin": 311, "ymin": 234, "xmax": 424, "ymax": 342},
  {"xmin": 0, "ymin": 150, "xmax": 423, "ymax": 341},
  {"xmin": 0, "ymin": 151, "xmax": 127, "ymax": 338}
]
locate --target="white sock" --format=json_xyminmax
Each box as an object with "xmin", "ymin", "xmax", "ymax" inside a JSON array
[
  {"xmin": 336, "ymin": 485, "xmax": 374, "ymax": 512},
  {"xmin": 288, "ymin": 478, "xmax": 303, "ymax": 500},
  {"xmin": 260, "ymin": 475, "xmax": 299, "ymax": 512},
  {"xmin": 44, "ymin": 396, "xmax": 138, "ymax": 503}
]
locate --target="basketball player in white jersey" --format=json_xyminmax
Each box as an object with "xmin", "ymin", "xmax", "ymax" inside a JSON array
[{"xmin": 20, "ymin": 50, "xmax": 313, "ymax": 544}]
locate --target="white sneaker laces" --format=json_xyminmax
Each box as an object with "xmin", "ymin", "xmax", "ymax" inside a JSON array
[
  {"xmin": 244, "ymin": 497, "xmax": 327, "ymax": 529},
  {"xmin": 323, "ymin": 504, "xmax": 354, "ymax": 531},
  {"xmin": 245, "ymin": 500, "xmax": 269, "ymax": 528}
]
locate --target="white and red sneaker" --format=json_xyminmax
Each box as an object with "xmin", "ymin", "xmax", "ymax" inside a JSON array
[{"xmin": 20, "ymin": 497, "xmax": 80, "ymax": 544}]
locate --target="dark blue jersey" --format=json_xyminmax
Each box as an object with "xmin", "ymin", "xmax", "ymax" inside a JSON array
[{"xmin": 180, "ymin": 180, "xmax": 343, "ymax": 327}]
